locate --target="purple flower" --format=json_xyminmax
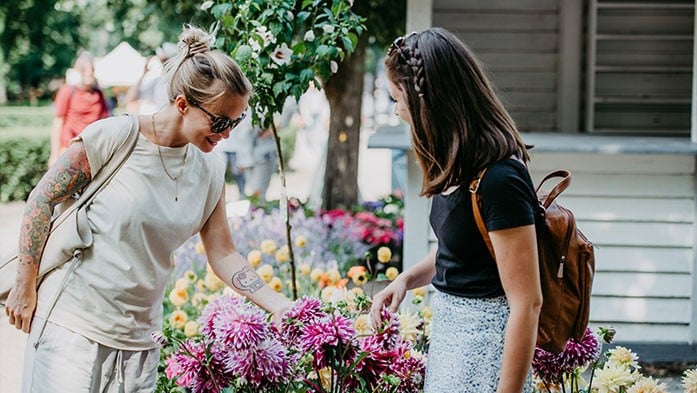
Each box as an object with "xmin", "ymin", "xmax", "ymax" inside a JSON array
[
  {"xmin": 533, "ymin": 328, "xmax": 601, "ymax": 384},
  {"xmin": 198, "ymin": 295, "xmax": 243, "ymax": 337},
  {"xmin": 225, "ymin": 338, "xmax": 295, "ymax": 387},
  {"xmin": 165, "ymin": 339, "xmax": 231, "ymax": 393},
  {"xmin": 212, "ymin": 298, "xmax": 268, "ymax": 351},
  {"xmin": 557, "ymin": 328, "xmax": 600, "ymax": 373},
  {"xmin": 301, "ymin": 314, "xmax": 357, "ymax": 369},
  {"xmin": 373, "ymin": 307, "xmax": 401, "ymax": 349},
  {"xmin": 532, "ymin": 346, "xmax": 562, "ymax": 384},
  {"xmin": 392, "ymin": 349, "xmax": 426, "ymax": 393},
  {"xmin": 354, "ymin": 335, "xmax": 397, "ymax": 387},
  {"xmin": 281, "ymin": 296, "xmax": 326, "ymax": 345}
]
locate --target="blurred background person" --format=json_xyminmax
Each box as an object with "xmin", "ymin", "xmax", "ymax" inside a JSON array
[
  {"xmin": 49, "ymin": 51, "xmax": 109, "ymax": 166},
  {"xmin": 125, "ymin": 42, "xmax": 177, "ymax": 115}
]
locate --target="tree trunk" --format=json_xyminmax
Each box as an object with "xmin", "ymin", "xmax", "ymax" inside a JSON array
[{"xmin": 321, "ymin": 40, "xmax": 367, "ymax": 210}]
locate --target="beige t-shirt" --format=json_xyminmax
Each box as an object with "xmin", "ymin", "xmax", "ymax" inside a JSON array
[{"xmin": 36, "ymin": 115, "xmax": 225, "ymax": 350}]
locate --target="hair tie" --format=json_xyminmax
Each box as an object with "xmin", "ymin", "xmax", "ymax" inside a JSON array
[{"xmin": 186, "ymin": 42, "xmax": 208, "ymax": 58}]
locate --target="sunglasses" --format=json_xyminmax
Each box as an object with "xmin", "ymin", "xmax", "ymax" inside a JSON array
[{"xmin": 189, "ymin": 99, "xmax": 246, "ymax": 134}]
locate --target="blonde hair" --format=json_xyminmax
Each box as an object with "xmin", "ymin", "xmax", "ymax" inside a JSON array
[{"xmin": 164, "ymin": 24, "xmax": 251, "ymax": 105}]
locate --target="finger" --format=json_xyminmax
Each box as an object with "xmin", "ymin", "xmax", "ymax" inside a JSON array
[
  {"xmin": 21, "ymin": 316, "xmax": 31, "ymax": 333},
  {"xmin": 388, "ymin": 294, "xmax": 402, "ymax": 313}
]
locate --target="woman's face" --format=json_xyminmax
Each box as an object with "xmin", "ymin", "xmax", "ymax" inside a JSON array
[
  {"xmin": 386, "ymin": 77, "xmax": 413, "ymax": 128},
  {"xmin": 186, "ymin": 92, "xmax": 249, "ymax": 153}
]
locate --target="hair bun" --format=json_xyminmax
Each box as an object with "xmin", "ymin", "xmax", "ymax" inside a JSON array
[{"xmin": 178, "ymin": 24, "xmax": 216, "ymax": 58}]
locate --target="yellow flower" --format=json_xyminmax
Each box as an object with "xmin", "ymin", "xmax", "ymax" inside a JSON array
[
  {"xmin": 318, "ymin": 367, "xmax": 333, "ymax": 391},
  {"xmin": 385, "ymin": 267, "xmax": 399, "ymax": 281},
  {"xmin": 168, "ymin": 288, "xmax": 188, "ymax": 306},
  {"xmin": 352, "ymin": 272, "xmax": 368, "ymax": 286},
  {"xmin": 175, "ymin": 277, "xmax": 190, "ymax": 291},
  {"xmin": 257, "ymin": 264, "xmax": 275, "ymax": 283},
  {"xmin": 412, "ymin": 286, "xmax": 427, "ymax": 297},
  {"xmin": 321, "ymin": 286, "xmax": 336, "ymax": 303},
  {"xmin": 420, "ymin": 306, "xmax": 433, "ymax": 322},
  {"xmin": 399, "ymin": 312, "xmax": 421, "ymax": 342},
  {"xmin": 247, "ymin": 250, "xmax": 263, "ymax": 267},
  {"xmin": 326, "ymin": 269, "xmax": 341, "ymax": 285},
  {"xmin": 269, "ymin": 277, "xmax": 283, "ymax": 292},
  {"xmin": 310, "ymin": 268, "xmax": 324, "ymax": 282},
  {"xmin": 299, "ymin": 263, "xmax": 311, "ymax": 276},
  {"xmin": 294, "ymin": 235, "xmax": 307, "ymax": 248},
  {"xmin": 354, "ymin": 314, "xmax": 372, "ymax": 335},
  {"xmin": 627, "ymin": 376, "xmax": 669, "ymax": 393},
  {"xmin": 195, "ymin": 241, "xmax": 205, "ymax": 255},
  {"xmin": 682, "ymin": 369, "xmax": 697, "ymax": 393},
  {"xmin": 169, "ymin": 310, "xmax": 188, "ymax": 329},
  {"xmin": 204, "ymin": 272, "xmax": 224, "ymax": 291},
  {"xmin": 196, "ymin": 279, "xmax": 206, "ymax": 292},
  {"xmin": 594, "ymin": 364, "xmax": 636, "ymax": 392},
  {"xmin": 183, "ymin": 270, "xmax": 197, "ymax": 283},
  {"xmin": 350, "ymin": 287, "xmax": 364, "ymax": 296},
  {"xmin": 607, "ymin": 346, "xmax": 639, "ymax": 369},
  {"xmin": 184, "ymin": 321, "xmax": 199, "ymax": 337},
  {"xmin": 377, "ymin": 246, "xmax": 392, "ymax": 263},
  {"xmin": 191, "ymin": 292, "xmax": 206, "ymax": 307},
  {"xmin": 275, "ymin": 245, "xmax": 290, "ymax": 263},
  {"xmin": 260, "ymin": 239, "xmax": 277, "ymax": 255}
]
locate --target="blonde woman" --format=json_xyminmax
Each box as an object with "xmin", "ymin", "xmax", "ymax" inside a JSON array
[{"xmin": 5, "ymin": 25, "xmax": 292, "ymax": 392}]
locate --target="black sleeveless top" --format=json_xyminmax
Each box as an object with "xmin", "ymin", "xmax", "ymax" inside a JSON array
[{"xmin": 429, "ymin": 158, "xmax": 537, "ymax": 298}]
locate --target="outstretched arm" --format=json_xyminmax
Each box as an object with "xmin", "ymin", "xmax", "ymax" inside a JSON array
[
  {"xmin": 200, "ymin": 187, "xmax": 293, "ymax": 320},
  {"xmin": 5, "ymin": 141, "xmax": 92, "ymax": 332},
  {"xmin": 369, "ymin": 247, "xmax": 437, "ymax": 326}
]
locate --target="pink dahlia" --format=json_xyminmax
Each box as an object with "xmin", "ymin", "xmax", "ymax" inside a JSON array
[
  {"xmin": 198, "ymin": 295, "xmax": 243, "ymax": 337},
  {"xmin": 373, "ymin": 307, "xmax": 401, "ymax": 349},
  {"xmin": 393, "ymin": 353, "xmax": 426, "ymax": 393},
  {"xmin": 300, "ymin": 314, "xmax": 358, "ymax": 369},
  {"xmin": 212, "ymin": 300, "xmax": 268, "ymax": 351},
  {"xmin": 165, "ymin": 339, "xmax": 231, "ymax": 393},
  {"xmin": 354, "ymin": 335, "xmax": 398, "ymax": 387},
  {"xmin": 532, "ymin": 346, "xmax": 563, "ymax": 384},
  {"xmin": 281, "ymin": 296, "xmax": 326, "ymax": 345},
  {"xmin": 225, "ymin": 338, "xmax": 294, "ymax": 387}
]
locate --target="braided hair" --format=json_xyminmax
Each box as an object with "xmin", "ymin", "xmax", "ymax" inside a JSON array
[{"xmin": 385, "ymin": 28, "xmax": 529, "ymax": 197}]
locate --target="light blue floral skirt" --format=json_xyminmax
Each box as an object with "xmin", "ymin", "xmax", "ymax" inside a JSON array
[{"xmin": 424, "ymin": 291, "xmax": 531, "ymax": 392}]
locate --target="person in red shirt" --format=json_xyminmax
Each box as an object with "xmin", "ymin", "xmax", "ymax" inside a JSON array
[{"xmin": 49, "ymin": 52, "xmax": 109, "ymax": 166}]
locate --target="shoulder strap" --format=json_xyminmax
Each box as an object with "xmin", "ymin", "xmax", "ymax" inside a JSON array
[
  {"xmin": 50, "ymin": 113, "xmax": 140, "ymax": 229},
  {"xmin": 469, "ymin": 168, "xmax": 496, "ymax": 260}
]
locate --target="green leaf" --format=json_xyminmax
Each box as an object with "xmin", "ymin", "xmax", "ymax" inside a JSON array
[
  {"xmin": 341, "ymin": 36, "xmax": 353, "ymax": 53},
  {"xmin": 315, "ymin": 44, "xmax": 330, "ymax": 57},
  {"xmin": 297, "ymin": 11, "xmax": 311, "ymax": 23},
  {"xmin": 300, "ymin": 68, "xmax": 314, "ymax": 83},
  {"xmin": 210, "ymin": 3, "xmax": 232, "ymax": 18},
  {"xmin": 234, "ymin": 45, "xmax": 253, "ymax": 64}
]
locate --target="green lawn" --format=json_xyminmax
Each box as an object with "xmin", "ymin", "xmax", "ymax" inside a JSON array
[{"xmin": 0, "ymin": 105, "xmax": 53, "ymax": 140}]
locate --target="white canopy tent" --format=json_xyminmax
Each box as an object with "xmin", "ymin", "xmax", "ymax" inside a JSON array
[{"xmin": 94, "ymin": 42, "xmax": 146, "ymax": 87}]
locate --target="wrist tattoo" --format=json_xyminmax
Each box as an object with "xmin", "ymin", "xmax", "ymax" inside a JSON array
[{"xmin": 231, "ymin": 267, "xmax": 264, "ymax": 293}]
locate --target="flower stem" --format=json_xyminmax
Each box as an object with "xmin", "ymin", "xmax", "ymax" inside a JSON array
[{"xmin": 270, "ymin": 121, "xmax": 298, "ymax": 300}]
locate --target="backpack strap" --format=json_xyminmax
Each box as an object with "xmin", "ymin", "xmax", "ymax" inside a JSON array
[
  {"xmin": 536, "ymin": 170, "xmax": 571, "ymax": 208},
  {"xmin": 469, "ymin": 168, "xmax": 496, "ymax": 260}
]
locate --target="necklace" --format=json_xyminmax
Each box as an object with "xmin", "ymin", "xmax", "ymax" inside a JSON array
[{"xmin": 152, "ymin": 113, "xmax": 188, "ymax": 202}]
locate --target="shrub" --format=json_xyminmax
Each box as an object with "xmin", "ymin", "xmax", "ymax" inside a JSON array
[{"xmin": 0, "ymin": 137, "xmax": 49, "ymax": 202}]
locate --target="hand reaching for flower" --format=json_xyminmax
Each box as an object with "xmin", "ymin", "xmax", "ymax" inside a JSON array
[{"xmin": 370, "ymin": 275, "xmax": 408, "ymax": 328}]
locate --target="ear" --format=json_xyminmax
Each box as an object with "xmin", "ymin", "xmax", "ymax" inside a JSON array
[{"xmin": 173, "ymin": 95, "xmax": 189, "ymax": 114}]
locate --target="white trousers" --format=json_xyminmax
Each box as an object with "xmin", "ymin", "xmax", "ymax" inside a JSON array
[{"xmin": 22, "ymin": 318, "xmax": 158, "ymax": 393}]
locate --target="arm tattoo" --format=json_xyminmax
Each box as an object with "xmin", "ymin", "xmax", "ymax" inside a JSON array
[
  {"xmin": 18, "ymin": 143, "xmax": 92, "ymax": 268},
  {"xmin": 231, "ymin": 267, "xmax": 265, "ymax": 293}
]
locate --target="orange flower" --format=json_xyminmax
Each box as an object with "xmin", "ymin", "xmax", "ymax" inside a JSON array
[{"xmin": 347, "ymin": 265, "xmax": 367, "ymax": 278}]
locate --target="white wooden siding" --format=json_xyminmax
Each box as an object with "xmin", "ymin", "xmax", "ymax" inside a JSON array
[
  {"xmin": 529, "ymin": 152, "xmax": 696, "ymax": 342},
  {"xmin": 432, "ymin": 0, "xmax": 560, "ymax": 132}
]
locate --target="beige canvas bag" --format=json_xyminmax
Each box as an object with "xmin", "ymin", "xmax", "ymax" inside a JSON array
[{"xmin": 0, "ymin": 113, "xmax": 140, "ymax": 306}]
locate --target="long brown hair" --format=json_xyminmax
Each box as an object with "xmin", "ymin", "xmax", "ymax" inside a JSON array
[{"xmin": 385, "ymin": 28, "xmax": 529, "ymax": 197}]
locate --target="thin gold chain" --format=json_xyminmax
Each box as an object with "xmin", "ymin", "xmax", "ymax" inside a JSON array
[{"xmin": 151, "ymin": 113, "xmax": 188, "ymax": 181}]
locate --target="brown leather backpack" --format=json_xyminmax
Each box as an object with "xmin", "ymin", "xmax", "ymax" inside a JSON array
[{"xmin": 470, "ymin": 169, "xmax": 595, "ymax": 354}]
